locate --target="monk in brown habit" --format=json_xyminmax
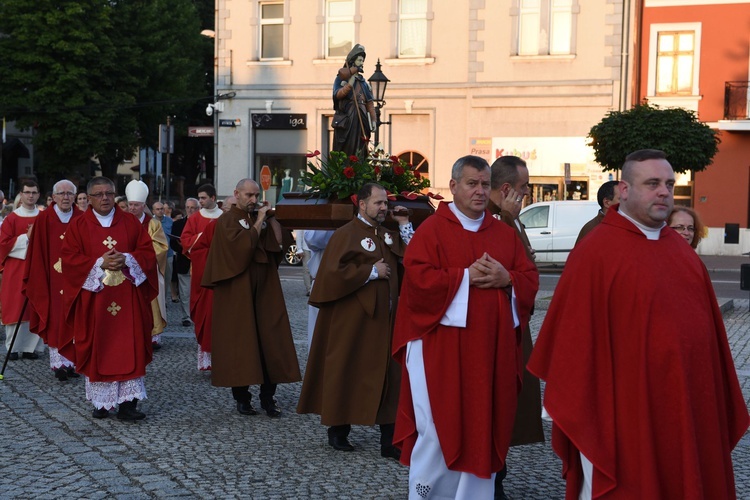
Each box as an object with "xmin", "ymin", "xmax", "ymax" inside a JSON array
[
  {"xmin": 297, "ymin": 183, "xmax": 414, "ymax": 459},
  {"xmin": 201, "ymin": 179, "xmax": 300, "ymax": 417},
  {"xmin": 488, "ymin": 155, "xmax": 544, "ymax": 499}
]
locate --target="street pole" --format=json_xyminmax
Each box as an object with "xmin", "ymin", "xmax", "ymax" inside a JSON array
[
  {"xmin": 373, "ymin": 105, "xmax": 382, "ymax": 147},
  {"xmin": 166, "ymin": 115, "xmax": 171, "ymax": 202}
]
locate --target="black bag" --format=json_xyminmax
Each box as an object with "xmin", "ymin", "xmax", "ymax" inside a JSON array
[{"xmin": 331, "ymin": 110, "xmax": 350, "ymax": 130}]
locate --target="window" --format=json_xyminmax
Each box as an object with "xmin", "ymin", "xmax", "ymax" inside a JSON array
[
  {"xmin": 260, "ymin": 2, "xmax": 284, "ymax": 60},
  {"xmin": 326, "ymin": 0, "xmax": 355, "ymax": 58},
  {"xmin": 519, "ymin": 205, "xmax": 549, "ymax": 229},
  {"xmin": 399, "ymin": 0, "xmax": 427, "ymax": 57},
  {"xmin": 655, "ymin": 31, "xmax": 695, "ymax": 95},
  {"xmin": 516, "ymin": 0, "xmax": 575, "ymax": 56}
]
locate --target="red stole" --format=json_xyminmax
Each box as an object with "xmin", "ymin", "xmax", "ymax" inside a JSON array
[{"xmin": 0, "ymin": 211, "xmax": 38, "ymax": 324}]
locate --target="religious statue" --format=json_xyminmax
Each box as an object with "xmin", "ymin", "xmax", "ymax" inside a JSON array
[{"xmin": 331, "ymin": 44, "xmax": 377, "ymax": 158}]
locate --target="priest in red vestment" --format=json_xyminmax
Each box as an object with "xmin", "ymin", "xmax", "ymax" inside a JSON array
[
  {"xmin": 23, "ymin": 180, "xmax": 83, "ymax": 381},
  {"xmin": 393, "ymin": 156, "xmax": 539, "ymax": 499},
  {"xmin": 1, "ymin": 179, "xmax": 44, "ymax": 359},
  {"xmin": 528, "ymin": 149, "xmax": 750, "ymax": 499},
  {"xmin": 61, "ymin": 177, "xmax": 158, "ymax": 421},
  {"xmin": 181, "ymin": 183, "xmax": 223, "ymax": 370}
]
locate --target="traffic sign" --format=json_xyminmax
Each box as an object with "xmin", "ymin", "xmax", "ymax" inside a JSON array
[{"xmin": 260, "ymin": 165, "xmax": 272, "ymax": 191}]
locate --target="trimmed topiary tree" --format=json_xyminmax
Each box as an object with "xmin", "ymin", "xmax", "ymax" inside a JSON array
[{"xmin": 588, "ymin": 103, "xmax": 720, "ymax": 174}]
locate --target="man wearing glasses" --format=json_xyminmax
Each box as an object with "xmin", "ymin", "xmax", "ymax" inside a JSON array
[
  {"xmin": 24, "ymin": 179, "xmax": 83, "ymax": 381},
  {"xmin": 61, "ymin": 177, "xmax": 158, "ymax": 421},
  {"xmin": 0, "ymin": 179, "xmax": 44, "ymax": 360}
]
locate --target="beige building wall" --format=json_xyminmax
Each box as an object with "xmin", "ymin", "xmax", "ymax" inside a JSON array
[{"xmin": 214, "ymin": 0, "xmax": 629, "ymax": 201}]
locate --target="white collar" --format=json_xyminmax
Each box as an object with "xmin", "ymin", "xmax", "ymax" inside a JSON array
[
  {"xmin": 14, "ymin": 205, "xmax": 39, "ymax": 217},
  {"xmin": 200, "ymin": 206, "xmax": 223, "ymax": 219},
  {"xmin": 93, "ymin": 208, "xmax": 116, "ymax": 227},
  {"xmin": 448, "ymin": 203, "xmax": 484, "ymax": 232},
  {"xmin": 618, "ymin": 208, "xmax": 664, "ymax": 240},
  {"xmin": 54, "ymin": 204, "xmax": 73, "ymax": 223}
]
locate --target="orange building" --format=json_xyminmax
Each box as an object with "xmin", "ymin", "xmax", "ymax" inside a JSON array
[{"xmin": 636, "ymin": 0, "xmax": 750, "ymax": 254}]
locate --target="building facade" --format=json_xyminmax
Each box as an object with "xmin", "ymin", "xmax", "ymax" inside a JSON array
[
  {"xmin": 637, "ymin": 0, "xmax": 750, "ymax": 254},
  {"xmin": 213, "ymin": 0, "xmax": 630, "ymax": 209}
]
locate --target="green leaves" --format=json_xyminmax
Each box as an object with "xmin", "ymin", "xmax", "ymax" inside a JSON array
[{"xmin": 587, "ymin": 103, "xmax": 720, "ymax": 174}]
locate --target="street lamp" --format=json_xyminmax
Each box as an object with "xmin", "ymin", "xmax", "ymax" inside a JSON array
[{"xmin": 368, "ymin": 59, "xmax": 391, "ymax": 148}]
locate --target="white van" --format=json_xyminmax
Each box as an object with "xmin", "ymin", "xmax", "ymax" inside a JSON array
[{"xmin": 519, "ymin": 200, "xmax": 600, "ymax": 263}]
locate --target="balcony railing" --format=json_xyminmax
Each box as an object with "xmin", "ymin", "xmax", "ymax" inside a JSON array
[{"xmin": 724, "ymin": 82, "xmax": 750, "ymax": 120}]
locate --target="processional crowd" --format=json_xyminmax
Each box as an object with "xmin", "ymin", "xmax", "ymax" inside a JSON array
[{"xmin": 1, "ymin": 149, "xmax": 748, "ymax": 500}]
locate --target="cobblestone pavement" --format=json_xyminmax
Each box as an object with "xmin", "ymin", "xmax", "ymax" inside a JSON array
[{"xmin": 0, "ymin": 273, "xmax": 748, "ymax": 499}]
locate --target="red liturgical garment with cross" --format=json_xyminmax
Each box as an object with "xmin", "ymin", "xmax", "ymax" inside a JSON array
[{"xmin": 61, "ymin": 208, "xmax": 158, "ymax": 382}]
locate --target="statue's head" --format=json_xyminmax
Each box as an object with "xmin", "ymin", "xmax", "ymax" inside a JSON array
[{"xmin": 346, "ymin": 44, "xmax": 366, "ymax": 66}]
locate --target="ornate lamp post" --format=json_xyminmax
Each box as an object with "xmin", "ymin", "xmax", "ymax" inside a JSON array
[{"xmin": 368, "ymin": 59, "xmax": 391, "ymax": 148}]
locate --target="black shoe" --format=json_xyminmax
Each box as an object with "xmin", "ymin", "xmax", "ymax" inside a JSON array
[
  {"xmin": 21, "ymin": 352, "xmax": 39, "ymax": 360},
  {"xmin": 152, "ymin": 342, "xmax": 162, "ymax": 351},
  {"xmin": 66, "ymin": 367, "xmax": 81, "ymax": 378},
  {"xmin": 260, "ymin": 398, "xmax": 281, "ymax": 418},
  {"xmin": 8, "ymin": 352, "xmax": 19, "ymax": 361},
  {"xmin": 236, "ymin": 400, "xmax": 258, "ymax": 416},
  {"xmin": 182, "ymin": 319, "xmax": 191, "ymax": 327},
  {"xmin": 380, "ymin": 445, "xmax": 401, "ymax": 460},
  {"xmin": 54, "ymin": 368, "xmax": 68, "ymax": 381},
  {"xmin": 328, "ymin": 436, "xmax": 354, "ymax": 451},
  {"xmin": 92, "ymin": 408, "xmax": 109, "ymax": 419},
  {"xmin": 117, "ymin": 400, "xmax": 146, "ymax": 421}
]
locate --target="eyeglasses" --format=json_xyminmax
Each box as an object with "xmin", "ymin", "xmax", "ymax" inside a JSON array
[
  {"xmin": 54, "ymin": 192, "xmax": 76, "ymax": 197},
  {"xmin": 88, "ymin": 191, "xmax": 116, "ymax": 199},
  {"xmin": 670, "ymin": 225, "xmax": 695, "ymax": 233},
  {"xmin": 21, "ymin": 191, "xmax": 39, "ymax": 195}
]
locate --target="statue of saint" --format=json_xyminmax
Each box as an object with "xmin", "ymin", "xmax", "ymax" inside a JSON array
[{"xmin": 331, "ymin": 44, "xmax": 376, "ymax": 157}]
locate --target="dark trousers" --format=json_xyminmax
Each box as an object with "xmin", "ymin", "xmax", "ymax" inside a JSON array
[
  {"xmin": 231, "ymin": 384, "xmax": 276, "ymax": 403},
  {"xmin": 328, "ymin": 423, "xmax": 395, "ymax": 447}
]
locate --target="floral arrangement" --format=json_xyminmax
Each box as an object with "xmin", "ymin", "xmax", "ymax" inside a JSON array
[{"xmin": 300, "ymin": 149, "xmax": 442, "ymax": 201}]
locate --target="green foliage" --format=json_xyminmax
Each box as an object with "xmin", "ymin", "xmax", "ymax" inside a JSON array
[
  {"xmin": 587, "ymin": 103, "xmax": 720, "ymax": 174},
  {"xmin": 0, "ymin": 0, "xmax": 207, "ymax": 178}
]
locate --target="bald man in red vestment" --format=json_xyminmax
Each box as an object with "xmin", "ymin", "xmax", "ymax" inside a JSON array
[
  {"xmin": 61, "ymin": 177, "xmax": 158, "ymax": 421},
  {"xmin": 528, "ymin": 149, "xmax": 749, "ymax": 499},
  {"xmin": 393, "ymin": 155, "xmax": 539, "ymax": 499}
]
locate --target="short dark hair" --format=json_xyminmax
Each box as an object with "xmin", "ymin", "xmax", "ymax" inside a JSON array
[
  {"xmin": 197, "ymin": 183, "xmax": 216, "ymax": 199},
  {"xmin": 622, "ymin": 149, "xmax": 669, "ymax": 182},
  {"xmin": 490, "ymin": 156, "xmax": 527, "ymax": 190},
  {"xmin": 451, "ymin": 155, "xmax": 490, "ymax": 181},
  {"xmin": 87, "ymin": 176, "xmax": 115, "ymax": 194},
  {"xmin": 597, "ymin": 180, "xmax": 620, "ymax": 209},
  {"xmin": 20, "ymin": 179, "xmax": 39, "ymax": 191},
  {"xmin": 357, "ymin": 182, "xmax": 385, "ymax": 203}
]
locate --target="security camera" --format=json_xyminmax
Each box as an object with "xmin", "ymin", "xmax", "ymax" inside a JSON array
[{"xmin": 206, "ymin": 104, "xmax": 214, "ymax": 116}]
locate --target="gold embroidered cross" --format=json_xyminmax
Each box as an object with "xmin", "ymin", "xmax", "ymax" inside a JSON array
[
  {"xmin": 103, "ymin": 236, "xmax": 117, "ymax": 249},
  {"xmin": 107, "ymin": 302, "xmax": 121, "ymax": 316}
]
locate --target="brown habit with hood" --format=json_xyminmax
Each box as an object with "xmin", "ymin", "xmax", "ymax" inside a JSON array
[
  {"xmin": 201, "ymin": 206, "xmax": 301, "ymax": 387},
  {"xmin": 487, "ymin": 199, "xmax": 545, "ymax": 446},
  {"xmin": 297, "ymin": 217, "xmax": 404, "ymax": 426}
]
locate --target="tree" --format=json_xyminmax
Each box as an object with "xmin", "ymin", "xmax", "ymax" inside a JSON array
[
  {"xmin": 0, "ymin": 0, "xmax": 207, "ymax": 183},
  {"xmin": 587, "ymin": 103, "xmax": 720, "ymax": 174}
]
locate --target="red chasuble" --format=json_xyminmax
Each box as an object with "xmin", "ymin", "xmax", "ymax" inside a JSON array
[
  {"xmin": 392, "ymin": 202, "xmax": 539, "ymax": 479},
  {"xmin": 527, "ymin": 208, "xmax": 750, "ymax": 499},
  {"xmin": 23, "ymin": 204, "xmax": 82, "ymax": 361},
  {"xmin": 186, "ymin": 218, "xmax": 216, "ymax": 352},
  {"xmin": 61, "ymin": 209, "xmax": 158, "ymax": 382},
  {"xmin": 0, "ymin": 210, "xmax": 38, "ymax": 324}
]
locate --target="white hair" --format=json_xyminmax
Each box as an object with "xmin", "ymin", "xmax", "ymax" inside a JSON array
[{"xmin": 53, "ymin": 179, "xmax": 77, "ymax": 194}]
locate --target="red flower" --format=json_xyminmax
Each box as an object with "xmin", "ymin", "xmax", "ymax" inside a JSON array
[
  {"xmin": 414, "ymin": 171, "xmax": 421, "ymax": 179},
  {"xmin": 389, "ymin": 155, "xmax": 399, "ymax": 163},
  {"xmin": 305, "ymin": 150, "xmax": 321, "ymax": 158},
  {"xmin": 343, "ymin": 167, "xmax": 355, "ymax": 178},
  {"xmin": 427, "ymin": 192, "xmax": 444, "ymax": 200},
  {"xmin": 374, "ymin": 166, "xmax": 381, "ymax": 175},
  {"xmin": 350, "ymin": 194, "xmax": 358, "ymax": 206},
  {"xmin": 349, "ymin": 155, "xmax": 358, "ymax": 162},
  {"xmin": 394, "ymin": 165, "xmax": 405, "ymax": 176},
  {"xmin": 400, "ymin": 191, "xmax": 418, "ymax": 200}
]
